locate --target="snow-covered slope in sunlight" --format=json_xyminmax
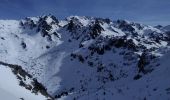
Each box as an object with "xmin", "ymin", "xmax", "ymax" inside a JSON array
[
  {"xmin": 0, "ymin": 15, "xmax": 170, "ymax": 100},
  {"xmin": 0, "ymin": 87, "xmax": 18, "ymax": 100},
  {"xmin": 0, "ymin": 64, "xmax": 51, "ymax": 100}
]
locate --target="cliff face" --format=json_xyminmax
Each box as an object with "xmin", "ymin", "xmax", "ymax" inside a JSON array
[{"xmin": 0, "ymin": 15, "xmax": 170, "ymax": 100}]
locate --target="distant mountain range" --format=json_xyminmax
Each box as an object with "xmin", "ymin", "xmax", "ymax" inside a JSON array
[{"xmin": 0, "ymin": 15, "xmax": 170, "ymax": 100}]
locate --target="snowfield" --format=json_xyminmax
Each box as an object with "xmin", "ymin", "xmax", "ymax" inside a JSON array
[
  {"xmin": 0, "ymin": 15, "xmax": 170, "ymax": 100},
  {"xmin": 0, "ymin": 65, "xmax": 48, "ymax": 100}
]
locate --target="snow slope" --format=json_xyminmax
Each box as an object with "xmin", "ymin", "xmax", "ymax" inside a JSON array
[
  {"xmin": 0, "ymin": 15, "xmax": 170, "ymax": 100},
  {"xmin": 0, "ymin": 65, "xmax": 48, "ymax": 100}
]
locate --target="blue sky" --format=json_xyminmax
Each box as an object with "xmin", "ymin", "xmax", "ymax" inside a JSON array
[{"xmin": 0, "ymin": 0, "xmax": 170, "ymax": 25}]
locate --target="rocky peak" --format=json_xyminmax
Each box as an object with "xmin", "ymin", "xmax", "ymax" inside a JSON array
[
  {"xmin": 89, "ymin": 20, "xmax": 104, "ymax": 39},
  {"xmin": 20, "ymin": 15, "xmax": 60, "ymax": 41},
  {"xmin": 115, "ymin": 19, "xmax": 135, "ymax": 33}
]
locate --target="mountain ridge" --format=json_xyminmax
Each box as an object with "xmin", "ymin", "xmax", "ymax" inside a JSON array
[{"xmin": 0, "ymin": 15, "xmax": 170, "ymax": 100}]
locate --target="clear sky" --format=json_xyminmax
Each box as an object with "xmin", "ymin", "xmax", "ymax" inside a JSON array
[{"xmin": 0, "ymin": 0, "xmax": 170, "ymax": 25}]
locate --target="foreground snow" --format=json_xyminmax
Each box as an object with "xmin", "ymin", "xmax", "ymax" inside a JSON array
[{"xmin": 0, "ymin": 65, "xmax": 48, "ymax": 100}]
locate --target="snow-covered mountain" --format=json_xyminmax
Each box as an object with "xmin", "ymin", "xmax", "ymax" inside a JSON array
[
  {"xmin": 0, "ymin": 15, "xmax": 170, "ymax": 100},
  {"xmin": 162, "ymin": 25, "xmax": 170, "ymax": 32}
]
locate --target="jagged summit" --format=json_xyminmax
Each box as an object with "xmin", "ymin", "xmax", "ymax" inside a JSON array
[{"xmin": 0, "ymin": 15, "xmax": 170, "ymax": 100}]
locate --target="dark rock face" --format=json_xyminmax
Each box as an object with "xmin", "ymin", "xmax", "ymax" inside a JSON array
[
  {"xmin": 138, "ymin": 52, "xmax": 147, "ymax": 73},
  {"xmin": 149, "ymin": 32, "xmax": 168, "ymax": 43},
  {"xmin": 20, "ymin": 18, "xmax": 37, "ymax": 29},
  {"xmin": 66, "ymin": 16, "xmax": 84, "ymax": 33},
  {"xmin": 66, "ymin": 18, "xmax": 106, "ymax": 40},
  {"xmin": 70, "ymin": 53, "xmax": 85, "ymax": 63},
  {"xmin": 89, "ymin": 20, "xmax": 104, "ymax": 39},
  {"xmin": 116, "ymin": 20, "xmax": 135, "ymax": 32},
  {"xmin": 66, "ymin": 20, "xmax": 82, "ymax": 33},
  {"xmin": 21, "ymin": 41, "xmax": 27, "ymax": 49},
  {"xmin": 133, "ymin": 74, "xmax": 142, "ymax": 80},
  {"xmin": 55, "ymin": 88, "xmax": 74, "ymax": 99},
  {"xmin": 38, "ymin": 18, "xmax": 52, "ymax": 31},
  {"xmin": 50, "ymin": 15, "xmax": 59, "ymax": 24},
  {"xmin": 165, "ymin": 31, "xmax": 170, "ymax": 43},
  {"xmin": 133, "ymin": 23, "xmax": 144, "ymax": 30},
  {"xmin": 67, "ymin": 20, "xmax": 75, "ymax": 32},
  {"xmin": 20, "ymin": 15, "xmax": 60, "ymax": 41},
  {"xmin": 37, "ymin": 16, "xmax": 59, "ymax": 41},
  {"xmin": 87, "ymin": 36, "xmax": 139, "ymax": 56},
  {"xmin": 95, "ymin": 18, "xmax": 111, "ymax": 24}
]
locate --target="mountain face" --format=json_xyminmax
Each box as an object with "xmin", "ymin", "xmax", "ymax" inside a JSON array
[
  {"xmin": 162, "ymin": 25, "xmax": 170, "ymax": 32},
  {"xmin": 0, "ymin": 15, "xmax": 170, "ymax": 100}
]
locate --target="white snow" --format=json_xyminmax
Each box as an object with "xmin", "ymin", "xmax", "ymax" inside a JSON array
[
  {"xmin": 101, "ymin": 23, "xmax": 125, "ymax": 36},
  {"xmin": 0, "ymin": 65, "xmax": 47, "ymax": 100}
]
